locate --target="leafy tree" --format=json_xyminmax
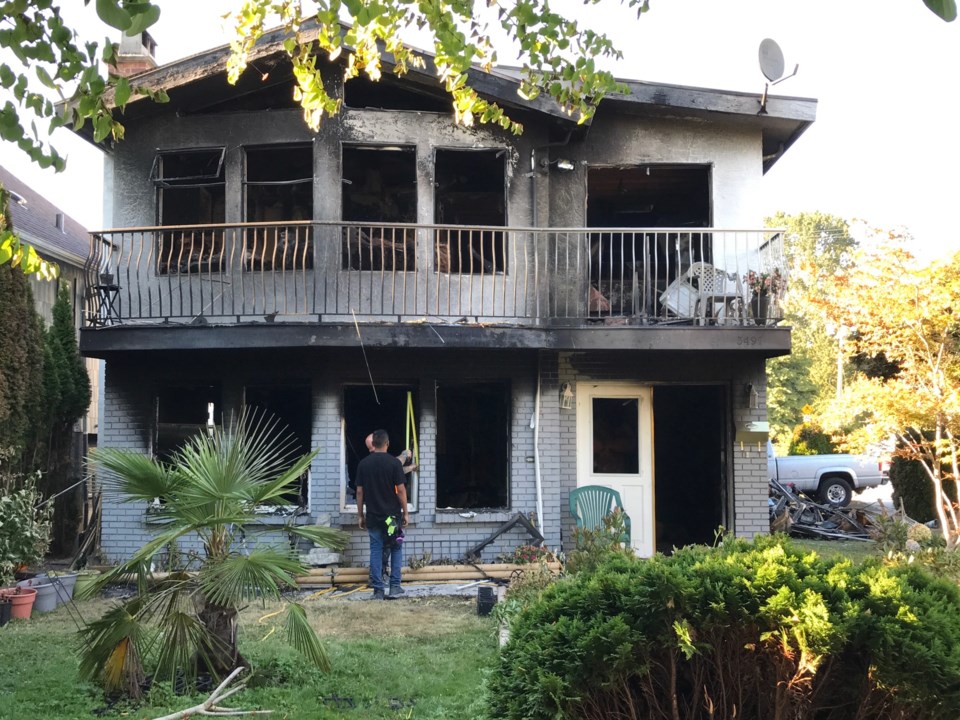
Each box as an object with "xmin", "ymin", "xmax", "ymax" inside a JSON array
[
  {"xmin": 0, "ymin": 263, "xmax": 46, "ymax": 462},
  {"xmin": 817, "ymin": 236, "xmax": 960, "ymax": 548},
  {"xmin": 33, "ymin": 286, "xmax": 91, "ymax": 553},
  {"xmin": 765, "ymin": 211, "xmax": 856, "ymax": 444},
  {"xmin": 80, "ymin": 410, "xmax": 347, "ymax": 698}
]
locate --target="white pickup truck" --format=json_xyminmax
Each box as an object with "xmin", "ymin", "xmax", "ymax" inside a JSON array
[{"xmin": 767, "ymin": 442, "xmax": 889, "ymax": 507}]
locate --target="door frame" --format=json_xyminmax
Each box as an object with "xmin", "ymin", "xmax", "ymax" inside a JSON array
[{"xmin": 575, "ymin": 381, "xmax": 654, "ymax": 557}]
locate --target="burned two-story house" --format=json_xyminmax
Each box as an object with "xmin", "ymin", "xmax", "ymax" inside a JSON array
[{"xmin": 77, "ymin": 28, "xmax": 815, "ymax": 564}]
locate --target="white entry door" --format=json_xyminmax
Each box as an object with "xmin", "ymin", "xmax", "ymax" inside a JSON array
[{"xmin": 576, "ymin": 383, "xmax": 654, "ymax": 557}]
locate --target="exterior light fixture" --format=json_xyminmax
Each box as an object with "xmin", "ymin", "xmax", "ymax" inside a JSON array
[
  {"xmin": 556, "ymin": 159, "xmax": 575, "ymax": 171},
  {"xmin": 560, "ymin": 382, "xmax": 574, "ymax": 409}
]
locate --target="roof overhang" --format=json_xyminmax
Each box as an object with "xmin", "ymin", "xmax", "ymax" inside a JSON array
[{"xmin": 74, "ymin": 22, "xmax": 816, "ymax": 171}]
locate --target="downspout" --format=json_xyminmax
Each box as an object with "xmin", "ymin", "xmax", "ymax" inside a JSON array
[
  {"xmin": 532, "ymin": 353, "xmax": 545, "ymax": 540},
  {"xmin": 527, "ymin": 128, "xmax": 574, "ymax": 542}
]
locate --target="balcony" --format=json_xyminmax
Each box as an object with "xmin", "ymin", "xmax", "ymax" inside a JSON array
[{"xmin": 81, "ymin": 222, "xmax": 788, "ymax": 354}]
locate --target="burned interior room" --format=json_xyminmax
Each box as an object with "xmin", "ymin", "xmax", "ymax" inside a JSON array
[
  {"xmin": 434, "ymin": 149, "xmax": 506, "ymax": 274},
  {"xmin": 244, "ymin": 384, "xmax": 313, "ymax": 506},
  {"xmin": 435, "ymin": 382, "xmax": 510, "ymax": 509},
  {"xmin": 341, "ymin": 145, "xmax": 418, "ymax": 271},
  {"xmin": 653, "ymin": 385, "xmax": 725, "ymax": 552},
  {"xmin": 244, "ymin": 143, "xmax": 314, "ymax": 270},
  {"xmin": 343, "ymin": 385, "xmax": 420, "ymax": 504},
  {"xmin": 153, "ymin": 148, "xmax": 226, "ymax": 273},
  {"xmin": 586, "ymin": 165, "xmax": 711, "ymax": 315}
]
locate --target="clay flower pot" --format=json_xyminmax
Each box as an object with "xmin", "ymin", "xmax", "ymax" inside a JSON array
[{"xmin": 0, "ymin": 586, "xmax": 37, "ymax": 620}]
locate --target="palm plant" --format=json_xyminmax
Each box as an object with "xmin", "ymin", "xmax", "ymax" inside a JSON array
[{"xmin": 78, "ymin": 409, "xmax": 347, "ymax": 698}]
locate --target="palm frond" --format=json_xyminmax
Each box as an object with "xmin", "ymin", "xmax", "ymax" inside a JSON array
[
  {"xmin": 249, "ymin": 448, "xmax": 318, "ymax": 505},
  {"xmin": 90, "ymin": 448, "xmax": 182, "ymax": 502},
  {"xmin": 285, "ymin": 602, "xmax": 331, "ymax": 672},
  {"xmin": 152, "ymin": 610, "xmax": 207, "ymax": 682},
  {"xmin": 198, "ymin": 548, "xmax": 303, "ymax": 607},
  {"xmin": 287, "ymin": 524, "xmax": 349, "ymax": 551},
  {"xmin": 78, "ymin": 599, "xmax": 151, "ymax": 698}
]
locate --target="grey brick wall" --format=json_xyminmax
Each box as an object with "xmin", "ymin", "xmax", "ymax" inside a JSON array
[{"xmin": 97, "ymin": 346, "xmax": 772, "ymax": 566}]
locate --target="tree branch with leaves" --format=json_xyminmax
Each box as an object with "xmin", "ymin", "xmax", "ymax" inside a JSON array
[{"xmin": 817, "ymin": 235, "xmax": 960, "ymax": 548}]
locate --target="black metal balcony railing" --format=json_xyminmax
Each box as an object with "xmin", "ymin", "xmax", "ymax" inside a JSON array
[{"xmin": 83, "ymin": 221, "xmax": 786, "ymax": 328}]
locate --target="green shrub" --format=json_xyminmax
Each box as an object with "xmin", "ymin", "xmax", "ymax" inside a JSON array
[
  {"xmin": 487, "ymin": 536, "xmax": 960, "ymax": 720},
  {"xmin": 0, "ymin": 469, "xmax": 52, "ymax": 585},
  {"xmin": 565, "ymin": 509, "xmax": 632, "ymax": 575},
  {"xmin": 787, "ymin": 422, "xmax": 836, "ymax": 455},
  {"xmin": 888, "ymin": 454, "xmax": 957, "ymax": 524}
]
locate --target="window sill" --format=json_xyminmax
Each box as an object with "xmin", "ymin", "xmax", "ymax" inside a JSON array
[
  {"xmin": 433, "ymin": 510, "xmax": 513, "ymax": 524},
  {"xmin": 145, "ymin": 510, "xmax": 312, "ymax": 527}
]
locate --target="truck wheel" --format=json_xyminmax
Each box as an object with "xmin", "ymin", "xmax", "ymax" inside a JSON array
[{"xmin": 819, "ymin": 477, "xmax": 853, "ymax": 507}]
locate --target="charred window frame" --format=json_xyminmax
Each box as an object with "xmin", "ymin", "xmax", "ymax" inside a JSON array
[
  {"xmin": 244, "ymin": 384, "xmax": 312, "ymax": 508},
  {"xmin": 341, "ymin": 384, "xmax": 419, "ymax": 512},
  {"xmin": 434, "ymin": 149, "xmax": 507, "ymax": 275},
  {"xmin": 435, "ymin": 382, "xmax": 510, "ymax": 510},
  {"xmin": 154, "ymin": 384, "xmax": 221, "ymax": 464},
  {"xmin": 586, "ymin": 165, "xmax": 712, "ymax": 315},
  {"xmin": 341, "ymin": 144, "xmax": 417, "ymax": 271},
  {"xmin": 243, "ymin": 144, "xmax": 314, "ymax": 272},
  {"xmin": 151, "ymin": 148, "xmax": 226, "ymax": 275}
]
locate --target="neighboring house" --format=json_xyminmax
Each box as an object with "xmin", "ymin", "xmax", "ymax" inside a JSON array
[
  {"xmin": 74, "ymin": 28, "xmax": 815, "ymax": 564},
  {"xmin": 0, "ymin": 165, "xmax": 100, "ymax": 445}
]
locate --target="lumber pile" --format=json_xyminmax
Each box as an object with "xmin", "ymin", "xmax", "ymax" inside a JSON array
[{"xmin": 297, "ymin": 562, "xmax": 562, "ymax": 586}]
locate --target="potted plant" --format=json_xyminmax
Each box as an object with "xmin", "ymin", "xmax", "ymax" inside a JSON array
[
  {"xmin": 743, "ymin": 268, "xmax": 784, "ymax": 325},
  {"xmin": 0, "ymin": 586, "xmax": 37, "ymax": 620},
  {"xmin": 0, "ymin": 474, "xmax": 53, "ymax": 591}
]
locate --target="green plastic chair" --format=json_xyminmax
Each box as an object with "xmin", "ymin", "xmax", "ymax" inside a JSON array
[{"xmin": 569, "ymin": 485, "xmax": 631, "ymax": 545}]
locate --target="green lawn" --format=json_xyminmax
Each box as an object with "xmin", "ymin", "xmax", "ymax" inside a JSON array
[
  {"xmin": 786, "ymin": 537, "xmax": 881, "ymax": 564},
  {"xmin": 0, "ymin": 594, "xmax": 497, "ymax": 720}
]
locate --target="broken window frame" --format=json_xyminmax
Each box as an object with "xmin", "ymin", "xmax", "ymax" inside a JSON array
[
  {"xmin": 243, "ymin": 143, "xmax": 315, "ymax": 272},
  {"xmin": 243, "ymin": 383, "xmax": 312, "ymax": 511},
  {"xmin": 433, "ymin": 147, "xmax": 508, "ymax": 275},
  {"xmin": 153, "ymin": 383, "xmax": 221, "ymax": 466},
  {"xmin": 340, "ymin": 383, "xmax": 420, "ymax": 514},
  {"xmin": 585, "ymin": 163, "xmax": 713, "ymax": 317},
  {"xmin": 152, "ymin": 147, "xmax": 227, "ymax": 275},
  {"xmin": 435, "ymin": 381, "xmax": 511, "ymax": 511},
  {"xmin": 340, "ymin": 143, "xmax": 418, "ymax": 272}
]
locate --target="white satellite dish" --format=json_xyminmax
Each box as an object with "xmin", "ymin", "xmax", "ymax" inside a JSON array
[
  {"xmin": 757, "ymin": 38, "xmax": 798, "ymax": 114},
  {"xmin": 759, "ymin": 38, "xmax": 785, "ymax": 83}
]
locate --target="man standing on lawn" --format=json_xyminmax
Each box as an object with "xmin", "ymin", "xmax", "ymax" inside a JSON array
[{"xmin": 356, "ymin": 429, "xmax": 409, "ymax": 600}]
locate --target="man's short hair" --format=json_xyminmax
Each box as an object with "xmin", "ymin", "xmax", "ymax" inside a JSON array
[{"xmin": 371, "ymin": 429, "xmax": 389, "ymax": 449}]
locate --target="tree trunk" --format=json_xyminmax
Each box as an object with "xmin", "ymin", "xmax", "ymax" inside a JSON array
[{"xmin": 197, "ymin": 601, "xmax": 246, "ymax": 677}]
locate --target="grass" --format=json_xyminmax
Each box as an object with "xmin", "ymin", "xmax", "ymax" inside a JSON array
[
  {"xmin": 0, "ymin": 593, "xmax": 497, "ymax": 720},
  {"xmin": 787, "ymin": 537, "xmax": 881, "ymax": 564}
]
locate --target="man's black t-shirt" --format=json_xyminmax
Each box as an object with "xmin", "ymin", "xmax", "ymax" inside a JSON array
[{"xmin": 356, "ymin": 451, "xmax": 405, "ymax": 525}]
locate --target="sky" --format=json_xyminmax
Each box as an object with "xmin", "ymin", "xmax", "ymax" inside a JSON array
[{"xmin": 0, "ymin": 0, "xmax": 957, "ymax": 258}]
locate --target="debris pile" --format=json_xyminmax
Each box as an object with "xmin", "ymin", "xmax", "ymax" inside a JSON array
[{"xmin": 768, "ymin": 479, "xmax": 874, "ymax": 541}]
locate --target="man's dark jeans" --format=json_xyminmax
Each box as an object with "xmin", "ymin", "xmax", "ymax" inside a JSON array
[{"xmin": 368, "ymin": 525, "xmax": 402, "ymax": 591}]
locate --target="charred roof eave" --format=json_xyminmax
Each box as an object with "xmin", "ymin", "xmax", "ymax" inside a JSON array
[{"xmin": 66, "ymin": 21, "xmax": 816, "ymax": 168}]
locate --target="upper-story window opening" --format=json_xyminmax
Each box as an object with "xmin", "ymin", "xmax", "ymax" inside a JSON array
[
  {"xmin": 586, "ymin": 164, "xmax": 711, "ymax": 317},
  {"xmin": 341, "ymin": 144, "xmax": 417, "ymax": 271},
  {"xmin": 434, "ymin": 149, "xmax": 507, "ymax": 275},
  {"xmin": 244, "ymin": 144, "xmax": 314, "ymax": 271},
  {"xmin": 153, "ymin": 148, "xmax": 226, "ymax": 275}
]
